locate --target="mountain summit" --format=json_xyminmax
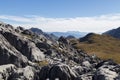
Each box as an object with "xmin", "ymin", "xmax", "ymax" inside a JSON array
[{"xmin": 0, "ymin": 22, "xmax": 120, "ymax": 80}]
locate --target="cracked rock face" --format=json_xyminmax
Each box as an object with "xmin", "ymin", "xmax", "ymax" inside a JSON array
[
  {"xmin": 0, "ymin": 64, "xmax": 17, "ymax": 80},
  {"xmin": 1, "ymin": 31, "xmax": 45, "ymax": 62},
  {"xmin": 93, "ymin": 67, "xmax": 119, "ymax": 80},
  {"xmin": 0, "ymin": 22, "xmax": 120, "ymax": 80},
  {"xmin": 0, "ymin": 34, "xmax": 28, "ymax": 67},
  {"xmin": 39, "ymin": 63, "xmax": 77, "ymax": 80},
  {"xmin": 9, "ymin": 66, "xmax": 39, "ymax": 80}
]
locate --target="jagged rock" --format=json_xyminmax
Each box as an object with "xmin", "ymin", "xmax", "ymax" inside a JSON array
[
  {"xmin": 49, "ymin": 64, "xmax": 77, "ymax": 80},
  {"xmin": 29, "ymin": 42, "xmax": 45, "ymax": 61},
  {"xmin": 5, "ymin": 24, "xmax": 14, "ymax": 30},
  {"xmin": 44, "ymin": 49, "xmax": 53, "ymax": 55},
  {"xmin": 0, "ymin": 64, "xmax": 16, "ymax": 80},
  {"xmin": 93, "ymin": 67, "xmax": 119, "ymax": 80},
  {"xmin": 80, "ymin": 73, "xmax": 93, "ymax": 80},
  {"xmin": 36, "ymin": 42, "xmax": 50, "ymax": 51},
  {"xmin": 81, "ymin": 61, "xmax": 93, "ymax": 73},
  {"xmin": 82, "ymin": 61, "xmax": 91, "ymax": 68},
  {"xmin": 95, "ymin": 59, "xmax": 117, "ymax": 69},
  {"xmin": 17, "ymin": 26, "xmax": 25, "ymax": 31},
  {"xmin": 0, "ymin": 34, "xmax": 28, "ymax": 67},
  {"xmin": 9, "ymin": 66, "xmax": 39, "ymax": 80},
  {"xmin": 30, "ymin": 28, "xmax": 58, "ymax": 43},
  {"xmin": 22, "ymin": 29, "xmax": 34, "ymax": 36},
  {"xmin": 30, "ymin": 28, "xmax": 44, "ymax": 35},
  {"xmin": 113, "ymin": 65, "xmax": 120, "ymax": 74},
  {"xmin": 39, "ymin": 63, "xmax": 77, "ymax": 80},
  {"xmin": 15, "ymin": 26, "xmax": 25, "ymax": 33},
  {"xmin": 72, "ymin": 66, "xmax": 84, "ymax": 75},
  {"xmin": 1, "ymin": 31, "xmax": 45, "ymax": 62},
  {"xmin": 39, "ymin": 66, "xmax": 51, "ymax": 80},
  {"xmin": 90, "ymin": 54, "xmax": 101, "ymax": 65},
  {"xmin": 58, "ymin": 36, "xmax": 69, "ymax": 44}
]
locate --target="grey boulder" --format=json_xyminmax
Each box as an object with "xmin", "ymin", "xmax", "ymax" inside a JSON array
[{"xmin": 39, "ymin": 63, "xmax": 77, "ymax": 80}]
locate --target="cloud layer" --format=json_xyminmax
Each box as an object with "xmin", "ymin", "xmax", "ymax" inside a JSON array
[{"xmin": 0, "ymin": 14, "xmax": 120, "ymax": 32}]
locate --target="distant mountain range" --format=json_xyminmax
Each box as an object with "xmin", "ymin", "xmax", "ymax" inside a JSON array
[
  {"xmin": 47, "ymin": 31, "xmax": 88, "ymax": 38},
  {"xmin": 30, "ymin": 28, "xmax": 88, "ymax": 38},
  {"xmin": 30, "ymin": 26, "xmax": 120, "ymax": 39},
  {"xmin": 103, "ymin": 27, "xmax": 120, "ymax": 39}
]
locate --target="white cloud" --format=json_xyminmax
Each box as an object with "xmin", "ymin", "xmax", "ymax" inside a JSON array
[{"xmin": 0, "ymin": 14, "xmax": 120, "ymax": 32}]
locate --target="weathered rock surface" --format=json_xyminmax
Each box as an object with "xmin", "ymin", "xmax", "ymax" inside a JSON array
[
  {"xmin": 9, "ymin": 66, "xmax": 39, "ymax": 80},
  {"xmin": 0, "ymin": 34, "xmax": 28, "ymax": 67},
  {"xmin": 0, "ymin": 28, "xmax": 45, "ymax": 62},
  {"xmin": 0, "ymin": 64, "xmax": 16, "ymax": 80},
  {"xmin": 39, "ymin": 63, "xmax": 77, "ymax": 80},
  {"xmin": 93, "ymin": 67, "xmax": 119, "ymax": 80}
]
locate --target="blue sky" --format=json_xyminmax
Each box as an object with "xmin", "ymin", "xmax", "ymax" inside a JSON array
[
  {"xmin": 0, "ymin": 0, "xmax": 120, "ymax": 32},
  {"xmin": 1, "ymin": 0, "xmax": 120, "ymax": 17}
]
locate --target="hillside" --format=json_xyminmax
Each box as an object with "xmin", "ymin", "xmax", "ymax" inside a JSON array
[
  {"xmin": 103, "ymin": 27, "xmax": 120, "ymax": 39},
  {"xmin": 71, "ymin": 33, "xmax": 120, "ymax": 63}
]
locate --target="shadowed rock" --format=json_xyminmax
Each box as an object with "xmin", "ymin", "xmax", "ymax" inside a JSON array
[{"xmin": 39, "ymin": 63, "xmax": 77, "ymax": 80}]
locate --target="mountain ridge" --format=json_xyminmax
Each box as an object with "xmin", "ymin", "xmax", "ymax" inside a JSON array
[
  {"xmin": 103, "ymin": 27, "xmax": 120, "ymax": 39},
  {"xmin": 47, "ymin": 31, "xmax": 88, "ymax": 38},
  {"xmin": 71, "ymin": 33, "xmax": 120, "ymax": 63},
  {"xmin": 0, "ymin": 21, "xmax": 120, "ymax": 80}
]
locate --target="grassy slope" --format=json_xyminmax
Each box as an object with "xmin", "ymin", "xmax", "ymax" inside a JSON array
[{"xmin": 70, "ymin": 33, "xmax": 120, "ymax": 63}]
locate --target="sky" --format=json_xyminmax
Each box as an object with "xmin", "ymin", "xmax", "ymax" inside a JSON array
[{"xmin": 0, "ymin": 0, "xmax": 120, "ymax": 32}]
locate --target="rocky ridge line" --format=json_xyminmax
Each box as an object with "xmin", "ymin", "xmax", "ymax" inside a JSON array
[{"xmin": 0, "ymin": 22, "xmax": 120, "ymax": 80}]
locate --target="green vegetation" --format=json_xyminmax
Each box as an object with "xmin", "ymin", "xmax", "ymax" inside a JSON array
[{"xmin": 70, "ymin": 33, "xmax": 120, "ymax": 63}]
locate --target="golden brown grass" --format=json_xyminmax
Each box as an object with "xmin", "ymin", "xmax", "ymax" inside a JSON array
[
  {"xmin": 37, "ymin": 60, "xmax": 49, "ymax": 67},
  {"xmin": 70, "ymin": 33, "xmax": 120, "ymax": 63}
]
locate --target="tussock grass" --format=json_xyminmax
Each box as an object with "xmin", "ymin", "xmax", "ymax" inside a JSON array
[
  {"xmin": 37, "ymin": 60, "xmax": 49, "ymax": 66},
  {"xmin": 70, "ymin": 34, "xmax": 120, "ymax": 63}
]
